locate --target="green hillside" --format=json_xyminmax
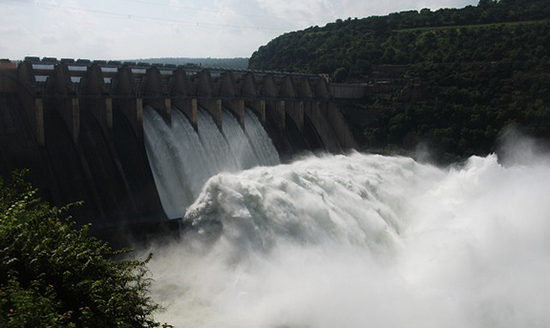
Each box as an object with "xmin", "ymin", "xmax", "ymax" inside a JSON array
[{"xmin": 249, "ymin": 0, "xmax": 550, "ymax": 163}]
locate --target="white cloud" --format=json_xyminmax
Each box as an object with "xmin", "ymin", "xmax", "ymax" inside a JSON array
[
  {"xmin": 256, "ymin": 0, "xmax": 337, "ymax": 28},
  {"xmin": 0, "ymin": 25, "xmax": 28, "ymax": 37},
  {"xmin": 0, "ymin": 0, "xmax": 33, "ymax": 3},
  {"xmin": 40, "ymin": 34, "xmax": 58, "ymax": 45},
  {"xmin": 169, "ymin": 0, "xmax": 181, "ymax": 8},
  {"xmin": 1, "ymin": 0, "xmax": 479, "ymax": 60}
]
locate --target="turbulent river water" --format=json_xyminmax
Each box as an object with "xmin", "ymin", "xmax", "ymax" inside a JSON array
[
  {"xmin": 144, "ymin": 151, "xmax": 549, "ymax": 327},
  {"xmin": 142, "ymin": 108, "xmax": 550, "ymax": 327}
]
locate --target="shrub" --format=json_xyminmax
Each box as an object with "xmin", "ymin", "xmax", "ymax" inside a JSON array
[{"xmin": 0, "ymin": 170, "xmax": 161, "ymax": 327}]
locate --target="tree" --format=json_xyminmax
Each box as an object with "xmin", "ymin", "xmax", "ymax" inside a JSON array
[
  {"xmin": 0, "ymin": 170, "xmax": 162, "ymax": 327},
  {"xmin": 478, "ymin": 0, "xmax": 496, "ymax": 8},
  {"xmin": 331, "ymin": 66, "xmax": 349, "ymax": 82}
]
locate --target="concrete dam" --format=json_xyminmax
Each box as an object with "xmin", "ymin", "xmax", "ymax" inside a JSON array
[{"xmin": 0, "ymin": 57, "xmax": 356, "ymax": 235}]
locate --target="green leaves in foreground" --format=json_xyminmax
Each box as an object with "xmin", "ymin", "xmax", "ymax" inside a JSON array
[{"xmin": 0, "ymin": 170, "xmax": 161, "ymax": 327}]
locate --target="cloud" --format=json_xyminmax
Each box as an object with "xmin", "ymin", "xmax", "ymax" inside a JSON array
[
  {"xmin": 0, "ymin": 25, "xmax": 28, "ymax": 36},
  {"xmin": 1, "ymin": 0, "xmax": 479, "ymax": 59},
  {"xmin": 169, "ymin": 0, "xmax": 181, "ymax": 8},
  {"xmin": 256, "ymin": 0, "xmax": 337, "ymax": 28},
  {"xmin": 0, "ymin": 0, "xmax": 33, "ymax": 3},
  {"xmin": 336, "ymin": 0, "xmax": 478, "ymax": 19},
  {"xmin": 40, "ymin": 34, "xmax": 58, "ymax": 45}
]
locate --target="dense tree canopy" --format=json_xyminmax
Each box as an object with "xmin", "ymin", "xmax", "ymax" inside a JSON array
[
  {"xmin": 249, "ymin": 0, "xmax": 550, "ymax": 163},
  {"xmin": 249, "ymin": 0, "xmax": 549, "ymax": 75}
]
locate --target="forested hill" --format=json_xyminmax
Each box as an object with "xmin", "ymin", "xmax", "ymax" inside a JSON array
[
  {"xmin": 249, "ymin": 0, "xmax": 549, "ymax": 76},
  {"xmin": 249, "ymin": 0, "xmax": 550, "ymax": 164}
]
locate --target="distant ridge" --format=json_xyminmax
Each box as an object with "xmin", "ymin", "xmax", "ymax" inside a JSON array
[{"xmin": 133, "ymin": 57, "xmax": 248, "ymax": 69}]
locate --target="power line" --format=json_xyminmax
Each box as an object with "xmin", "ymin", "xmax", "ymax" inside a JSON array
[{"xmin": 7, "ymin": 0, "xmax": 287, "ymax": 32}]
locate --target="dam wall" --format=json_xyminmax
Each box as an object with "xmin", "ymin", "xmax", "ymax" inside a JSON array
[{"xmin": 0, "ymin": 57, "xmax": 356, "ymax": 235}]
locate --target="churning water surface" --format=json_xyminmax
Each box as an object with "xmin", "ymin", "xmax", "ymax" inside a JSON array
[{"xmin": 143, "ymin": 142, "xmax": 550, "ymax": 328}]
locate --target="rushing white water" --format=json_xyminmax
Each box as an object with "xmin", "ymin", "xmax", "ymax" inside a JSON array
[
  {"xmin": 143, "ymin": 106, "xmax": 280, "ymax": 218},
  {"xmin": 221, "ymin": 111, "xmax": 260, "ymax": 170},
  {"xmin": 146, "ymin": 148, "xmax": 550, "ymax": 328},
  {"xmin": 243, "ymin": 110, "xmax": 280, "ymax": 167},
  {"xmin": 196, "ymin": 109, "xmax": 240, "ymax": 174},
  {"xmin": 144, "ymin": 107, "xmax": 198, "ymax": 217}
]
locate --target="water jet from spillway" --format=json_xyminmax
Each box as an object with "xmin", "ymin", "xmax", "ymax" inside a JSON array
[{"xmin": 143, "ymin": 106, "xmax": 280, "ymax": 218}]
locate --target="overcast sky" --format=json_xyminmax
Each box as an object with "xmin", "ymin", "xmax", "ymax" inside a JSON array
[{"xmin": 1, "ymin": 0, "xmax": 478, "ymax": 60}]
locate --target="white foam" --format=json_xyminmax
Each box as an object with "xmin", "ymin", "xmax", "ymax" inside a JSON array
[{"xmin": 144, "ymin": 148, "xmax": 550, "ymax": 327}]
